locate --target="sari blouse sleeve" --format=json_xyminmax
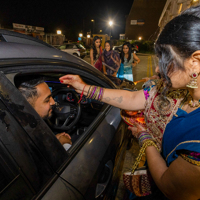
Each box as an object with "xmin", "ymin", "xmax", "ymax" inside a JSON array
[
  {"xmin": 177, "ymin": 150, "xmax": 200, "ymax": 166},
  {"xmin": 143, "ymin": 85, "xmax": 155, "ymax": 100}
]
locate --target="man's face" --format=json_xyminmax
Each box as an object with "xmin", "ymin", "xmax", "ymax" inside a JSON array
[{"xmin": 33, "ymin": 82, "xmax": 55, "ymax": 119}]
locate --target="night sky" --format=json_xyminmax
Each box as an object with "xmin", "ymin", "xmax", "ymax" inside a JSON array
[{"xmin": 0, "ymin": 0, "xmax": 134, "ymax": 40}]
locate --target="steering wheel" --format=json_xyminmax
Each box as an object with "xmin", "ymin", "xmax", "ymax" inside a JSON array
[{"xmin": 47, "ymin": 88, "xmax": 81, "ymax": 131}]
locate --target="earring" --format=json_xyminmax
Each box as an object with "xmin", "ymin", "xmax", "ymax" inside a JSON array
[{"xmin": 186, "ymin": 72, "xmax": 199, "ymax": 88}]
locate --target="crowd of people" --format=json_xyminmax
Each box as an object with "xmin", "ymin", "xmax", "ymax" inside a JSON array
[
  {"xmin": 60, "ymin": 5, "xmax": 200, "ymax": 200},
  {"xmin": 89, "ymin": 36, "xmax": 140, "ymax": 82}
]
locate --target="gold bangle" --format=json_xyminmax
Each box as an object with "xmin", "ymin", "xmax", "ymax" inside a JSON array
[
  {"xmin": 86, "ymin": 85, "xmax": 92, "ymax": 98},
  {"xmin": 131, "ymin": 140, "xmax": 159, "ymax": 174},
  {"xmin": 180, "ymin": 154, "xmax": 200, "ymax": 166}
]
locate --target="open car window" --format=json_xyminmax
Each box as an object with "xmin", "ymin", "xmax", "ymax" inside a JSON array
[{"xmin": 13, "ymin": 71, "xmax": 108, "ymax": 153}]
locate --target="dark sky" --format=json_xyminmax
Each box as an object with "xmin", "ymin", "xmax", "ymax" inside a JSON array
[{"xmin": 0, "ymin": 0, "xmax": 134, "ymax": 40}]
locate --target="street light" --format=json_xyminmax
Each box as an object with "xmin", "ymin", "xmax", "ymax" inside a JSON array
[
  {"xmin": 108, "ymin": 21, "xmax": 113, "ymax": 38},
  {"xmin": 79, "ymin": 33, "xmax": 83, "ymax": 37},
  {"xmin": 91, "ymin": 19, "xmax": 95, "ymax": 35},
  {"xmin": 109, "ymin": 21, "xmax": 113, "ymax": 26},
  {"xmin": 87, "ymin": 34, "xmax": 91, "ymax": 38},
  {"xmin": 138, "ymin": 37, "xmax": 142, "ymax": 40},
  {"xmin": 57, "ymin": 30, "xmax": 62, "ymax": 35}
]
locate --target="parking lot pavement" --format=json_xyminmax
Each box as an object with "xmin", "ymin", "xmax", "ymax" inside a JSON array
[{"xmin": 83, "ymin": 55, "xmax": 90, "ymax": 63}]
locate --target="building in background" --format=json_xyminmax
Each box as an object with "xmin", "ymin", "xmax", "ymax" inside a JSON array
[
  {"xmin": 119, "ymin": 34, "xmax": 125, "ymax": 40},
  {"xmin": 125, "ymin": 0, "xmax": 166, "ymax": 41},
  {"xmin": 159, "ymin": 0, "xmax": 200, "ymax": 30},
  {"xmin": 13, "ymin": 23, "xmax": 45, "ymax": 40}
]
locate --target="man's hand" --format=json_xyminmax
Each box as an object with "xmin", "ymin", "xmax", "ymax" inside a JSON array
[{"xmin": 56, "ymin": 132, "xmax": 72, "ymax": 145}]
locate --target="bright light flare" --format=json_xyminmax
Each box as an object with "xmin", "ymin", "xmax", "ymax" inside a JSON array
[
  {"xmin": 109, "ymin": 21, "xmax": 113, "ymax": 26},
  {"xmin": 57, "ymin": 30, "xmax": 62, "ymax": 35}
]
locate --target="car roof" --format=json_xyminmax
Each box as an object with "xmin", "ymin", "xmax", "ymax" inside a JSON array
[
  {"xmin": 0, "ymin": 29, "xmax": 53, "ymax": 48},
  {"xmin": 0, "ymin": 42, "xmax": 85, "ymax": 65}
]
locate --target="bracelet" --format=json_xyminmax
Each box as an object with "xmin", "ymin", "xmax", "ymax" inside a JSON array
[
  {"xmin": 138, "ymin": 131, "xmax": 154, "ymax": 147},
  {"xmin": 86, "ymin": 86, "xmax": 105, "ymax": 101},
  {"xmin": 86, "ymin": 85, "xmax": 92, "ymax": 98},
  {"xmin": 131, "ymin": 139, "xmax": 159, "ymax": 173},
  {"xmin": 78, "ymin": 84, "xmax": 87, "ymax": 103}
]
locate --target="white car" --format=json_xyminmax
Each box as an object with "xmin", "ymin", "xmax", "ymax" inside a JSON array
[{"xmin": 59, "ymin": 43, "xmax": 87, "ymax": 58}]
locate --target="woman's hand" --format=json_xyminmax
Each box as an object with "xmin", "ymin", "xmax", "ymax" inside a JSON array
[
  {"xmin": 112, "ymin": 72, "xmax": 117, "ymax": 77},
  {"xmin": 59, "ymin": 74, "xmax": 86, "ymax": 93},
  {"xmin": 128, "ymin": 123, "xmax": 147, "ymax": 138}
]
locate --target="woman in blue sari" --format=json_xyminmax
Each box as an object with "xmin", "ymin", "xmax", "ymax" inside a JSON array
[{"xmin": 59, "ymin": 5, "xmax": 200, "ymax": 199}]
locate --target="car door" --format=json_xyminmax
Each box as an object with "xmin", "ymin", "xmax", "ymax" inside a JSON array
[
  {"xmin": 0, "ymin": 72, "xmax": 84, "ymax": 200},
  {"xmin": 1, "ymin": 62, "xmax": 123, "ymax": 200}
]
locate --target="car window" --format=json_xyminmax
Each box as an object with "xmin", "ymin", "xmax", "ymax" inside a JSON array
[
  {"xmin": 0, "ymin": 73, "xmax": 68, "ymax": 173},
  {"xmin": 66, "ymin": 44, "xmax": 74, "ymax": 49},
  {"xmin": 76, "ymin": 44, "xmax": 84, "ymax": 49},
  {"xmin": 59, "ymin": 45, "xmax": 66, "ymax": 49}
]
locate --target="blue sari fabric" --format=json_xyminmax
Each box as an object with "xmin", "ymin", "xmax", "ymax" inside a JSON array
[{"xmin": 162, "ymin": 107, "xmax": 200, "ymax": 166}]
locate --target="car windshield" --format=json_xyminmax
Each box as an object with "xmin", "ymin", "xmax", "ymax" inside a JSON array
[{"xmin": 76, "ymin": 44, "xmax": 84, "ymax": 49}]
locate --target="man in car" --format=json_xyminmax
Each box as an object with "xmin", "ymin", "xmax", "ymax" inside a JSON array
[{"xmin": 18, "ymin": 76, "xmax": 72, "ymax": 151}]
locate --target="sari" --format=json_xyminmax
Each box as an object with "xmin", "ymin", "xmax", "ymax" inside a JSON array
[
  {"xmin": 102, "ymin": 50, "xmax": 120, "ymax": 75},
  {"xmin": 144, "ymin": 84, "xmax": 200, "ymax": 166},
  {"xmin": 94, "ymin": 46, "xmax": 103, "ymax": 71},
  {"xmin": 162, "ymin": 107, "xmax": 200, "ymax": 166}
]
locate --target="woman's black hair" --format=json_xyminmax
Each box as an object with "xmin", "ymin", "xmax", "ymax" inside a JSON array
[
  {"xmin": 104, "ymin": 40, "xmax": 113, "ymax": 51},
  {"xmin": 121, "ymin": 42, "xmax": 132, "ymax": 64},
  {"xmin": 155, "ymin": 5, "xmax": 200, "ymax": 95},
  {"xmin": 91, "ymin": 36, "xmax": 101, "ymax": 60}
]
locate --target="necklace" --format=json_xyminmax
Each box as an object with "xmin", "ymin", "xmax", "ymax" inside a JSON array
[
  {"xmin": 180, "ymin": 92, "xmax": 200, "ymax": 108},
  {"xmin": 187, "ymin": 95, "xmax": 200, "ymax": 108}
]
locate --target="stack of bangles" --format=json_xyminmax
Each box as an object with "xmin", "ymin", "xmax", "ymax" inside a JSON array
[
  {"xmin": 138, "ymin": 131, "xmax": 156, "ymax": 148},
  {"xmin": 86, "ymin": 85, "xmax": 105, "ymax": 101}
]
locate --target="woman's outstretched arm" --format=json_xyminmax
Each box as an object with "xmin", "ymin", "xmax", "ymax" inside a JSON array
[{"xmin": 59, "ymin": 74, "xmax": 146, "ymax": 111}]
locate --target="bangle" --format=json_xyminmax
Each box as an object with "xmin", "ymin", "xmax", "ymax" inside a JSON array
[
  {"xmin": 138, "ymin": 131, "xmax": 154, "ymax": 147},
  {"xmin": 131, "ymin": 139, "xmax": 159, "ymax": 173},
  {"xmin": 86, "ymin": 85, "xmax": 92, "ymax": 98},
  {"xmin": 78, "ymin": 84, "xmax": 87, "ymax": 103}
]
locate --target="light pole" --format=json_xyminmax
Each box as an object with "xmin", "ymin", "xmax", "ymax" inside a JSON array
[
  {"xmin": 91, "ymin": 19, "xmax": 95, "ymax": 35},
  {"xmin": 109, "ymin": 21, "xmax": 113, "ymax": 38}
]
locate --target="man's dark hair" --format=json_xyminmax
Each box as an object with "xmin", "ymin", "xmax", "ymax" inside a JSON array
[{"xmin": 18, "ymin": 76, "xmax": 45, "ymax": 106}]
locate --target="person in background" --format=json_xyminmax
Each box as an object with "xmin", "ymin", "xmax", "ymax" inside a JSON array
[
  {"xmin": 90, "ymin": 36, "xmax": 103, "ymax": 71},
  {"xmin": 102, "ymin": 40, "xmax": 120, "ymax": 76},
  {"xmin": 120, "ymin": 42, "xmax": 140, "ymax": 81}
]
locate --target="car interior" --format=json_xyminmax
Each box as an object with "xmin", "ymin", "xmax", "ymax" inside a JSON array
[{"xmin": 14, "ymin": 73, "xmax": 106, "ymax": 148}]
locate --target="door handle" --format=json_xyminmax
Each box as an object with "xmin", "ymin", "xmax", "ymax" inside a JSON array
[{"xmin": 95, "ymin": 160, "xmax": 113, "ymax": 198}]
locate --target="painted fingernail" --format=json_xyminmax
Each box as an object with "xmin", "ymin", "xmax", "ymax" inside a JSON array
[{"xmin": 60, "ymin": 80, "xmax": 63, "ymax": 83}]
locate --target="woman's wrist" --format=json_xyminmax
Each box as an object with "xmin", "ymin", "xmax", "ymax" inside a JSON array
[{"xmin": 137, "ymin": 131, "xmax": 154, "ymax": 147}]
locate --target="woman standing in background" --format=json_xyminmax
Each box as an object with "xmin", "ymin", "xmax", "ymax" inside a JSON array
[
  {"xmin": 121, "ymin": 42, "xmax": 140, "ymax": 81},
  {"xmin": 102, "ymin": 40, "xmax": 120, "ymax": 76},
  {"xmin": 90, "ymin": 36, "xmax": 103, "ymax": 71}
]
